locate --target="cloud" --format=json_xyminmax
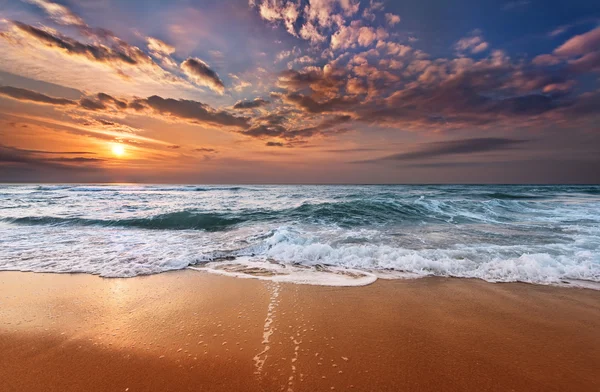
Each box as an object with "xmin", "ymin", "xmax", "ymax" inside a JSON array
[
  {"xmin": 137, "ymin": 96, "xmax": 248, "ymax": 127},
  {"xmin": 455, "ymin": 30, "xmax": 489, "ymax": 54},
  {"xmin": 250, "ymin": 0, "xmax": 364, "ymax": 45},
  {"xmin": 362, "ymin": 138, "xmax": 530, "ymax": 162},
  {"xmin": 194, "ymin": 147, "xmax": 218, "ymax": 153},
  {"xmin": 363, "ymin": 0, "xmax": 385, "ymax": 22},
  {"xmin": 532, "ymin": 54, "xmax": 561, "ymax": 66},
  {"xmin": 146, "ymin": 37, "xmax": 175, "ymax": 56},
  {"xmin": 0, "ymin": 85, "xmax": 76, "ymax": 105},
  {"xmin": 10, "ymin": 22, "xmax": 148, "ymax": 67},
  {"xmin": 242, "ymin": 114, "xmax": 351, "ymax": 140},
  {"xmin": 180, "ymin": 58, "xmax": 225, "ymax": 94},
  {"xmin": 331, "ymin": 21, "xmax": 388, "ymax": 50},
  {"xmin": 0, "ymin": 143, "xmax": 103, "ymax": 170},
  {"xmin": 1, "ymin": 20, "xmax": 187, "ymax": 90},
  {"xmin": 146, "ymin": 37, "xmax": 177, "ymax": 67},
  {"xmin": 233, "ymin": 98, "xmax": 270, "ymax": 109},
  {"xmin": 283, "ymin": 92, "xmax": 357, "ymax": 113},
  {"xmin": 0, "ymin": 13, "xmax": 195, "ymax": 96},
  {"xmin": 79, "ymin": 97, "xmax": 107, "ymax": 111},
  {"xmin": 549, "ymin": 25, "xmax": 570, "ymax": 37},
  {"xmin": 0, "ymin": 85, "xmax": 249, "ymax": 130},
  {"xmin": 96, "ymin": 93, "xmax": 127, "ymax": 109},
  {"xmin": 537, "ymin": 27, "xmax": 600, "ymax": 73},
  {"xmin": 324, "ymin": 147, "xmax": 382, "ymax": 153},
  {"xmin": 554, "ymin": 27, "xmax": 600, "ymax": 57},
  {"xmin": 266, "ymin": 141, "xmax": 285, "ymax": 147},
  {"xmin": 23, "ymin": 0, "xmax": 87, "ymax": 27},
  {"xmin": 384, "ymin": 13, "xmax": 401, "ymax": 26}
]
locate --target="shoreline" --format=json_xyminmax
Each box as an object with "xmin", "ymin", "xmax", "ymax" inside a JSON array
[
  {"xmin": 2, "ymin": 265, "xmax": 600, "ymax": 291},
  {"xmin": 1, "ymin": 270, "xmax": 599, "ymax": 391}
]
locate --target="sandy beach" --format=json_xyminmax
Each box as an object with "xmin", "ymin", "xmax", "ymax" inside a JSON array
[{"xmin": 1, "ymin": 271, "xmax": 599, "ymax": 392}]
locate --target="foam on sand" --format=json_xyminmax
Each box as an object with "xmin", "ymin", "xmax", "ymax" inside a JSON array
[{"xmin": 189, "ymin": 257, "xmax": 378, "ymax": 287}]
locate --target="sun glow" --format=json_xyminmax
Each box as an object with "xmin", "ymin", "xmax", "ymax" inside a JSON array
[{"xmin": 111, "ymin": 144, "xmax": 125, "ymax": 157}]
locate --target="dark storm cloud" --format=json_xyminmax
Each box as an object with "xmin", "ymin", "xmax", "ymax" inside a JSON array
[
  {"xmin": 362, "ymin": 138, "xmax": 530, "ymax": 162},
  {"xmin": 181, "ymin": 58, "xmax": 225, "ymax": 94},
  {"xmin": 0, "ymin": 86, "xmax": 76, "ymax": 105},
  {"xmin": 266, "ymin": 141, "xmax": 285, "ymax": 147},
  {"xmin": 233, "ymin": 98, "xmax": 270, "ymax": 109}
]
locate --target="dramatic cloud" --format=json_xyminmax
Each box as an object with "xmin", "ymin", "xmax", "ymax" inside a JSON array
[
  {"xmin": 363, "ymin": 138, "xmax": 530, "ymax": 162},
  {"xmin": 9, "ymin": 22, "xmax": 148, "ymax": 66},
  {"xmin": 0, "ymin": 4, "xmax": 196, "ymax": 96},
  {"xmin": 233, "ymin": 98, "xmax": 270, "ymax": 109},
  {"xmin": 250, "ymin": 0, "xmax": 365, "ymax": 45},
  {"xmin": 0, "ymin": 20, "xmax": 189, "ymax": 92},
  {"xmin": 0, "ymin": 86, "xmax": 76, "ymax": 105},
  {"xmin": 181, "ymin": 58, "xmax": 225, "ymax": 94},
  {"xmin": 0, "ymin": 85, "xmax": 248, "ymax": 129},
  {"xmin": 1, "ymin": 0, "xmax": 599, "ymax": 183}
]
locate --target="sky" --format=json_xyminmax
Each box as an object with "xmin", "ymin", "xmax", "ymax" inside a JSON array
[{"xmin": 0, "ymin": 0, "xmax": 599, "ymax": 184}]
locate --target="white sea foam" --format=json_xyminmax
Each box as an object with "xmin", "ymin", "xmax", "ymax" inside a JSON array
[
  {"xmin": 1, "ymin": 184, "xmax": 599, "ymax": 289},
  {"xmin": 190, "ymin": 258, "xmax": 377, "ymax": 287}
]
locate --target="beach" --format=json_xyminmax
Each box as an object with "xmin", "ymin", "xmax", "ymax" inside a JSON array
[{"xmin": 1, "ymin": 271, "xmax": 599, "ymax": 392}]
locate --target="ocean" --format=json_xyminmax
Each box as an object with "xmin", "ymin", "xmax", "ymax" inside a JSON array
[{"xmin": 1, "ymin": 184, "xmax": 599, "ymax": 288}]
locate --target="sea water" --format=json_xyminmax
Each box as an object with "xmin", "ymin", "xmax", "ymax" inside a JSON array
[{"xmin": 1, "ymin": 184, "xmax": 599, "ymax": 288}]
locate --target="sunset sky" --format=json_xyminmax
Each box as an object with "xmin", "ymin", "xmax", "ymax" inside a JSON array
[{"xmin": 0, "ymin": 0, "xmax": 599, "ymax": 183}]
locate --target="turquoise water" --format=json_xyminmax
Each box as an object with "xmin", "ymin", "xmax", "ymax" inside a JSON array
[{"xmin": 1, "ymin": 184, "xmax": 599, "ymax": 287}]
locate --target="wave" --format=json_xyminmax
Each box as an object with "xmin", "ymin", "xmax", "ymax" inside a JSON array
[
  {"xmin": 2, "ymin": 195, "xmax": 587, "ymax": 231},
  {"xmin": 32, "ymin": 185, "xmax": 251, "ymax": 193},
  {"xmin": 1, "ymin": 211, "xmax": 258, "ymax": 231},
  {"xmin": 484, "ymin": 192, "xmax": 545, "ymax": 200},
  {"xmin": 1, "ymin": 222, "xmax": 597, "ymax": 287}
]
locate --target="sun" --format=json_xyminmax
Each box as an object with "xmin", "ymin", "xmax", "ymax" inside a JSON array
[{"xmin": 111, "ymin": 143, "xmax": 125, "ymax": 157}]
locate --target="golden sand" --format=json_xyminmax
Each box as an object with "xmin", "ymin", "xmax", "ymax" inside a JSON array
[{"xmin": 1, "ymin": 271, "xmax": 599, "ymax": 391}]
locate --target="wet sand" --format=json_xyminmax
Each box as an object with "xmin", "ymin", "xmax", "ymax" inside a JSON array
[{"xmin": 1, "ymin": 271, "xmax": 599, "ymax": 392}]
